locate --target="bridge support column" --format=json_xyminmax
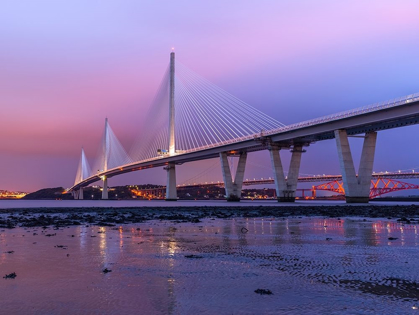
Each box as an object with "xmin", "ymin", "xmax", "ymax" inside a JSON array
[
  {"xmin": 165, "ymin": 162, "xmax": 177, "ymax": 201},
  {"xmin": 335, "ymin": 130, "xmax": 377, "ymax": 203},
  {"xmin": 102, "ymin": 176, "xmax": 108, "ymax": 200},
  {"xmin": 78, "ymin": 187, "xmax": 84, "ymax": 200},
  {"xmin": 269, "ymin": 145, "xmax": 303, "ymax": 202},
  {"xmin": 220, "ymin": 152, "xmax": 247, "ymax": 201}
]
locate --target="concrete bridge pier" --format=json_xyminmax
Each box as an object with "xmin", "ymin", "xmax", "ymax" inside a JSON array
[
  {"xmin": 220, "ymin": 151, "xmax": 247, "ymax": 201},
  {"xmin": 165, "ymin": 162, "xmax": 177, "ymax": 201},
  {"xmin": 102, "ymin": 176, "xmax": 108, "ymax": 200},
  {"xmin": 78, "ymin": 187, "xmax": 84, "ymax": 200},
  {"xmin": 72, "ymin": 189, "xmax": 83, "ymax": 200},
  {"xmin": 269, "ymin": 145, "xmax": 303, "ymax": 202},
  {"xmin": 335, "ymin": 130, "xmax": 377, "ymax": 203}
]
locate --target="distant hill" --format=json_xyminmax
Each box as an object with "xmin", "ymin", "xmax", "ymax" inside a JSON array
[
  {"xmin": 21, "ymin": 184, "xmax": 272, "ymax": 200},
  {"xmin": 23, "ymin": 187, "xmax": 73, "ymax": 200}
]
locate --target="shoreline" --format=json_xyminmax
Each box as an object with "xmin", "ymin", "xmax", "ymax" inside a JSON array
[
  {"xmin": 1, "ymin": 205, "xmax": 418, "ymax": 229},
  {"xmin": 1, "ymin": 198, "xmax": 419, "ymax": 209}
]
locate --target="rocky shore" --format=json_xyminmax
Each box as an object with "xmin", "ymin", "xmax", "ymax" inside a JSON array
[{"xmin": 0, "ymin": 205, "xmax": 418, "ymax": 229}]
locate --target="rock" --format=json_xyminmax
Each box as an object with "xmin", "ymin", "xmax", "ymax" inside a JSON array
[
  {"xmin": 254, "ymin": 289, "xmax": 273, "ymax": 295},
  {"xmin": 3, "ymin": 272, "xmax": 16, "ymax": 279},
  {"xmin": 102, "ymin": 268, "xmax": 112, "ymax": 273},
  {"xmin": 397, "ymin": 217, "xmax": 411, "ymax": 223},
  {"xmin": 185, "ymin": 254, "xmax": 204, "ymax": 259},
  {"xmin": 97, "ymin": 222, "xmax": 116, "ymax": 227}
]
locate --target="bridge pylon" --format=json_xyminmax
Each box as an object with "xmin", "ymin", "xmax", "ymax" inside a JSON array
[
  {"xmin": 269, "ymin": 145, "xmax": 303, "ymax": 202},
  {"xmin": 101, "ymin": 118, "xmax": 110, "ymax": 199},
  {"xmin": 74, "ymin": 147, "xmax": 91, "ymax": 200},
  {"xmin": 166, "ymin": 51, "xmax": 178, "ymax": 200},
  {"xmin": 335, "ymin": 130, "xmax": 377, "ymax": 203},
  {"xmin": 169, "ymin": 51, "xmax": 176, "ymax": 156}
]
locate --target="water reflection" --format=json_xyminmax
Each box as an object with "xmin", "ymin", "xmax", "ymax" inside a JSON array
[
  {"xmin": 0, "ymin": 217, "xmax": 418, "ymax": 314},
  {"xmin": 222, "ymin": 222, "xmax": 231, "ymax": 251},
  {"xmin": 157, "ymin": 227, "xmax": 177, "ymax": 315}
]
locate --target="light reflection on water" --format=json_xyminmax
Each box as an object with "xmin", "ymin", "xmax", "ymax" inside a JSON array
[{"xmin": 0, "ymin": 217, "xmax": 418, "ymax": 314}]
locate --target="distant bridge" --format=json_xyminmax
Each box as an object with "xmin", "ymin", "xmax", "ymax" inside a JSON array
[
  {"xmin": 177, "ymin": 171, "xmax": 419, "ymax": 188},
  {"xmin": 131, "ymin": 171, "xmax": 419, "ymax": 200}
]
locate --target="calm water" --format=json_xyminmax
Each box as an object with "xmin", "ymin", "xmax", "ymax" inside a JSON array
[{"xmin": 1, "ymin": 217, "xmax": 418, "ymax": 314}]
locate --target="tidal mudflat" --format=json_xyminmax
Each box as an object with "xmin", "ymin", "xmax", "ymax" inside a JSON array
[{"xmin": 1, "ymin": 216, "xmax": 419, "ymax": 314}]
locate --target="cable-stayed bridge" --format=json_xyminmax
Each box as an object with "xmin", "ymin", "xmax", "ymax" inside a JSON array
[{"xmin": 69, "ymin": 52, "xmax": 419, "ymax": 203}]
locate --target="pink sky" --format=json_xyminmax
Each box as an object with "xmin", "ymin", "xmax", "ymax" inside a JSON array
[{"xmin": 1, "ymin": 1, "xmax": 419, "ymax": 191}]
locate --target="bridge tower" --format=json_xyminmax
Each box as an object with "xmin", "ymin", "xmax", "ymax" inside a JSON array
[
  {"xmin": 269, "ymin": 144, "xmax": 304, "ymax": 202},
  {"xmin": 166, "ymin": 51, "xmax": 177, "ymax": 201},
  {"xmin": 74, "ymin": 147, "xmax": 90, "ymax": 200},
  {"xmin": 77, "ymin": 148, "xmax": 86, "ymax": 199},
  {"xmin": 169, "ymin": 51, "xmax": 176, "ymax": 156},
  {"xmin": 335, "ymin": 130, "xmax": 377, "ymax": 203},
  {"xmin": 102, "ymin": 118, "xmax": 109, "ymax": 200}
]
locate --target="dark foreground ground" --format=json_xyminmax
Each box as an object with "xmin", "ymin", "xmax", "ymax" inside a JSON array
[{"xmin": 1, "ymin": 205, "xmax": 418, "ymax": 228}]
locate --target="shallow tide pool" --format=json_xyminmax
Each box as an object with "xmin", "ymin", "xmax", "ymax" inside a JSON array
[{"xmin": 1, "ymin": 217, "xmax": 418, "ymax": 314}]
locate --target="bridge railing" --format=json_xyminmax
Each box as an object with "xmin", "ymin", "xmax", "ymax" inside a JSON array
[{"xmin": 264, "ymin": 92, "xmax": 419, "ymax": 136}]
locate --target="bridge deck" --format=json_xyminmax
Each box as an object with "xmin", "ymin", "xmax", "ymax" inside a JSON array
[{"xmin": 70, "ymin": 94, "xmax": 419, "ymax": 191}]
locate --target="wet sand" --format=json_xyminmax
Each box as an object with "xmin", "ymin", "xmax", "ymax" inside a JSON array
[
  {"xmin": 1, "ymin": 217, "xmax": 418, "ymax": 314},
  {"xmin": 1, "ymin": 202, "xmax": 419, "ymax": 314}
]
